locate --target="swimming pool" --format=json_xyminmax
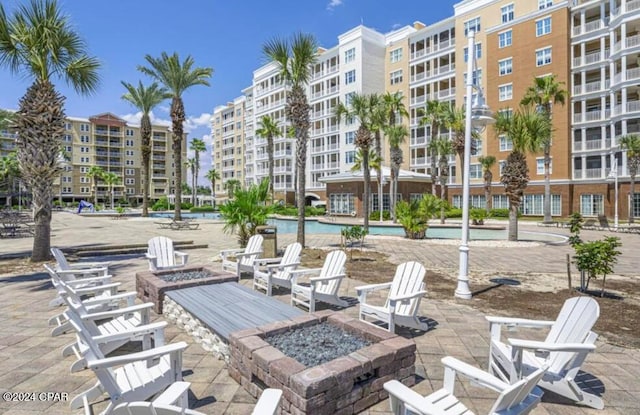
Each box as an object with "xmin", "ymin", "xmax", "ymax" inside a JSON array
[{"xmin": 151, "ymin": 212, "xmax": 222, "ymax": 220}]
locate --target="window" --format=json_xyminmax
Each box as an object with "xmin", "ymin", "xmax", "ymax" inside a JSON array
[
  {"xmin": 389, "ymin": 48, "xmax": 403, "ymax": 63},
  {"xmin": 80, "ymin": 187, "xmax": 90, "ymax": 193},
  {"xmin": 469, "ymin": 164, "xmax": 482, "ymax": 179},
  {"xmin": 390, "ymin": 70, "xmax": 403, "ymax": 85},
  {"xmin": 344, "ymin": 47, "xmax": 355, "ymax": 63},
  {"xmin": 126, "ymin": 169, "xmax": 134, "ymax": 175},
  {"xmin": 80, "ymin": 157, "xmax": 90, "ymax": 163},
  {"xmin": 126, "ymin": 139, "xmax": 134, "ymax": 147},
  {"xmin": 499, "ymin": 135, "xmax": 513, "ymax": 151},
  {"xmin": 125, "ymin": 178, "xmax": 135, "ymax": 185},
  {"xmin": 536, "ymin": 157, "xmax": 552, "ymax": 175},
  {"xmin": 463, "ymin": 43, "xmax": 482, "ymax": 62},
  {"xmin": 345, "ymin": 131, "xmax": 355, "ymax": 145},
  {"xmin": 329, "ymin": 193, "xmax": 355, "ymax": 215},
  {"xmin": 452, "ymin": 195, "xmax": 486, "ymax": 209},
  {"xmin": 371, "ymin": 194, "xmax": 402, "ymax": 212},
  {"xmin": 536, "ymin": 17, "xmax": 552, "ymax": 36},
  {"xmin": 539, "ymin": 0, "xmax": 553, "ymax": 9},
  {"xmin": 498, "ymin": 160, "xmax": 507, "ymax": 175},
  {"xmin": 65, "ymin": 146, "xmax": 72, "ymax": 152},
  {"xmin": 464, "ymin": 17, "xmax": 481, "ymax": 37},
  {"xmin": 80, "ymin": 124, "xmax": 89, "ymax": 132},
  {"xmin": 536, "ymin": 47, "xmax": 552, "ymax": 66},
  {"xmin": 126, "ymin": 129, "xmax": 134, "ymax": 136},
  {"xmin": 464, "ymin": 69, "xmax": 483, "ymax": 86},
  {"xmin": 498, "ymin": 58, "xmax": 513, "ymax": 76},
  {"xmin": 126, "ymin": 160, "xmax": 134, "ymax": 166},
  {"xmin": 499, "ymin": 84, "xmax": 513, "ymax": 101},
  {"xmin": 344, "ymin": 92, "xmax": 355, "ymax": 106},
  {"xmin": 522, "ymin": 194, "xmax": 561, "ymax": 215},
  {"xmin": 126, "ymin": 150, "xmax": 134, "ymax": 156},
  {"xmin": 345, "ymin": 151, "xmax": 356, "ymax": 164},
  {"xmin": 63, "ymin": 134, "xmax": 72, "ymax": 142},
  {"xmin": 501, "ymin": 4, "xmax": 514, "ymax": 23},
  {"xmin": 580, "ymin": 194, "xmax": 604, "ymax": 216},
  {"xmin": 632, "ymin": 194, "xmax": 640, "ymax": 218},
  {"xmin": 345, "ymin": 70, "xmax": 356, "ymax": 85},
  {"xmin": 498, "ymin": 30, "xmax": 512, "ymax": 48},
  {"xmin": 65, "ymin": 123, "xmax": 72, "ymax": 130},
  {"xmin": 471, "ymin": 138, "xmax": 482, "ymax": 156}
]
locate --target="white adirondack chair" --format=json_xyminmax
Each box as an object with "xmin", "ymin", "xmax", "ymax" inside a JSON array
[
  {"xmin": 60, "ymin": 280, "xmax": 166, "ymax": 373},
  {"xmin": 384, "ymin": 356, "xmax": 548, "ymax": 415},
  {"xmin": 355, "ymin": 261, "xmax": 429, "ymax": 333},
  {"xmin": 67, "ymin": 314, "xmax": 187, "ymax": 415},
  {"xmin": 49, "ymin": 247, "xmax": 113, "ymax": 307},
  {"xmin": 486, "ymin": 296, "xmax": 603, "ymax": 409},
  {"xmin": 146, "ymin": 236, "xmax": 189, "ymax": 271},
  {"xmin": 290, "ymin": 250, "xmax": 348, "ymax": 312},
  {"xmin": 253, "ymin": 242, "xmax": 302, "ymax": 296},
  {"xmin": 220, "ymin": 234, "xmax": 264, "ymax": 277},
  {"xmin": 45, "ymin": 264, "xmax": 125, "ymax": 336},
  {"xmin": 113, "ymin": 382, "xmax": 283, "ymax": 415}
]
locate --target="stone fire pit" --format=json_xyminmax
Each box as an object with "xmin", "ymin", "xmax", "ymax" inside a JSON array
[
  {"xmin": 136, "ymin": 266, "xmax": 236, "ymax": 313},
  {"xmin": 228, "ymin": 311, "xmax": 416, "ymax": 414}
]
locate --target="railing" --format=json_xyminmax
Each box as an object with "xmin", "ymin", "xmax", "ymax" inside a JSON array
[
  {"xmin": 327, "ymin": 143, "xmax": 339, "ymax": 151},
  {"xmin": 410, "ymin": 72, "xmax": 428, "ymax": 83},
  {"xmin": 412, "ymin": 157, "xmax": 426, "ymax": 165},
  {"xmin": 585, "ymin": 168, "xmax": 602, "ymax": 178},
  {"xmin": 410, "ymin": 48, "xmax": 428, "ymax": 60},
  {"xmin": 438, "ymin": 87, "xmax": 455, "ymax": 98},
  {"xmin": 410, "ymin": 95, "xmax": 426, "ymax": 106},
  {"xmin": 585, "ymin": 139, "xmax": 602, "ymax": 150},
  {"xmin": 627, "ymin": 68, "xmax": 640, "ymax": 82},
  {"xmin": 612, "ymin": 0, "xmax": 640, "ymax": 17},
  {"xmin": 411, "ymin": 136, "xmax": 427, "ymax": 146}
]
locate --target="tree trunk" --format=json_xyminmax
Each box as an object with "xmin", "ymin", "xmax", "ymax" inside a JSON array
[
  {"xmin": 375, "ymin": 131, "xmax": 383, "ymax": 222},
  {"xmin": 440, "ymin": 176, "xmax": 447, "ymax": 224},
  {"xmin": 141, "ymin": 115, "xmax": 151, "ymax": 217},
  {"xmin": 430, "ymin": 151, "xmax": 437, "ymax": 196},
  {"xmin": 93, "ymin": 178, "xmax": 98, "ymax": 207},
  {"xmin": 267, "ymin": 135, "xmax": 275, "ymax": 203},
  {"xmin": 543, "ymin": 146, "xmax": 552, "ymax": 223},
  {"xmin": 171, "ymin": 97, "xmax": 186, "ymax": 221},
  {"xmin": 362, "ymin": 153, "xmax": 370, "ymax": 232},
  {"xmin": 484, "ymin": 172, "xmax": 492, "ymax": 215},
  {"xmin": 508, "ymin": 201, "xmax": 518, "ymax": 241},
  {"xmin": 630, "ymin": 174, "xmax": 636, "ymax": 224}
]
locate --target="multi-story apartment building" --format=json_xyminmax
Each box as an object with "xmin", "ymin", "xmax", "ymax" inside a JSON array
[
  {"xmin": 0, "ymin": 112, "xmax": 186, "ymax": 205},
  {"xmin": 209, "ymin": 0, "xmax": 640, "ymax": 220},
  {"xmin": 212, "ymin": 97, "xmax": 246, "ymax": 196}
]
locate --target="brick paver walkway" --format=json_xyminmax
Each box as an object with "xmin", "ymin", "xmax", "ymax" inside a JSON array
[{"xmin": 0, "ymin": 212, "xmax": 638, "ymax": 414}]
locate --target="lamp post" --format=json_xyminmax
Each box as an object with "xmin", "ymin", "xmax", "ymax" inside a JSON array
[
  {"xmin": 608, "ymin": 152, "xmax": 619, "ymax": 229},
  {"xmin": 455, "ymin": 30, "xmax": 494, "ymax": 299}
]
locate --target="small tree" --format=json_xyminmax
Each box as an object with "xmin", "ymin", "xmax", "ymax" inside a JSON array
[
  {"xmin": 340, "ymin": 225, "xmax": 368, "ymax": 260},
  {"xmin": 395, "ymin": 194, "xmax": 444, "ymax": 239},
  {"xmin": 219, "ymin": 178, "xmax": 273, "ymax": 247},
  {"xmin": 573, "ymin": 237, "xmax": 622, "ymax": 297}
]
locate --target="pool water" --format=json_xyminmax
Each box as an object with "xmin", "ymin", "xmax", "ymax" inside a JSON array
[{"xmin": 151, "ymin": 212, "xmax": 222, "ymax": 220}]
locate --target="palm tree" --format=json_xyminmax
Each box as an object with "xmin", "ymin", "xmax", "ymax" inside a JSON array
[
  {"xmin": 138, "ymin": 52, "xmax": 212, "ymax": 221},
  {"xmin": 185, "ymin": 158, "xmax": 196, "ymax": 205},
  {"xmin": 0, "ymin": 151, "xmax": 20, "ymax": 207},
  {"xmin": 521, "ymin": 75, "xmax": 567, "ymax": 224},
  {"xmin": 494, "ymin": 106, "xmax": 550, "ymax": 241},
  {"xmin": 429, "ymin": 137, "xmax": 453, "ymax": 223},
  {"xmin": 224, "ymin": 179, "xmax": 241, "ymax": 199},
  {"xmin": 219, "ymin": 178, "xmax": 273, "ymax": 247},
  {"xmin": 189, "ymin": 138, "xmax": 206, "ymax": 206},
  {"xmin": 419, "ymin": 100, "xmax": 450, "ymax": 195},
  {"xmin": 87, "ymin": 166, "xmax": 104, "ymax": 207},
  {"xmin": 336, "ymin": 93, "xmax": 376, "ymax": 231},
  {"xmin": 121, "ymin": 81, "xmax": 169, "ymax": 217},
  {"xmin": 205, "ymin": 168, "xmax": 220, "ymax": 204},
  {"xmin": 478, "ymin": 155, "xmax": 496, "ymax": 215},
  {"xmin": 382, "ymin": 92, "xmax": 408, "ymax": 221},
  {"xmin": 385, "ymin": 124, "xmax": 408, "ymax": 222},
  {"xmin": 619, "ymin": 134, "xmax": 640, "ymax": 223},
  {"xmin": 0, "ymin": 0, "xmax": 100, "ymax": 261},
  {"xmin": 255, "ymin": 115, "xmax": 282, "ymax": 202},
  {"xmin": 101, "ymin": 171, "xmax": 120, "ymax": 210},
  {"xmin": 263, "ymin": 32, "xmax": 317, "ymax": 246}
]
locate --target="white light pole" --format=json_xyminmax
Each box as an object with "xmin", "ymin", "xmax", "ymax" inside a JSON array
[
  {"xmin": 455, "ymin": 30, "xmax": 494, "ymax": 299},
  {"xmin": 608, "ymin": 152, "xmax": 619, "ymax": 229}
]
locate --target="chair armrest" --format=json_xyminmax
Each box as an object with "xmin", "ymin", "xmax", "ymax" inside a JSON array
[
  {"xmin": 153, "ymin": 381, "xmax": 191, "ymax": 406},
  {"xmin": 175, "ymin": 251, "xmax": 188, "ymax": 258},
  {"xmin": 289, "ymin": 268, "xmax": 323, "ymax": 277},
  {"xmin": 355, "ymin": 282, "xmax": 392, "ymax": 293},
  {"xmin": 56, "ymin": 267, "xmax": 108, "ymax": 275},
  {"xmin": 384, "ymin": 380, "xmax": 437, "ymax": 414},
  {"xmin": 72, "ymin": 282, "xmax": 120, "ymax": 294},
  {"xmin": 255, "ymin": 257, "xmax": 282, "ymax": 265},
  {"xmin": 267, "ymin": 262, "xmax": 300, "ymax": 272},
  {"xmin": 310, "ymin": 273, "xmax": 346, "ymax": 284},
  {"xmin": 441, "ymin": 356, "xmax": 508, "ymax": 393},
  {"xmin": 253, "ymin": 389, "xmax": 283, "ymax": 415},
  {"xmin": 64, "ymin": 277, "xmax": 116, "ymax": 287},
  {"xmin": 485, "ymin": 316, "xmax": 555, "ymax": 328},
  {"xmin": 67, "ymin": 262, "xmax": 110, "ymax": 269},
  {"xmin": 91, "ymin": 321, "xmax": 167, "ymax": 345},
  {"xmin": 389, "ymin": 290, "xmax": 427, "ymax": 303},
  {"xmin": 236, "ymin": 250, "xmax": 262, "ymax": 259},
  {"xmin": 88, "ymin": 341, "xmax": 187, "ymax": 370},
  {"xmin": 81, "ymin": 302, "xmax": 153, "ymax": 320},
  {"xmin": 220, "ymin": 248, "xmax": 245, "ymax": 256},
  {"xmin": 81, "ymin": 291, "xmax": 136, "ymax": 306},
  {"xmin": 508, "ymin": 338, "xmax": 597, "ymax": 353},
  {"xmin": 145, "ymin": 253, "xmax": 157, "ymax": 260}
]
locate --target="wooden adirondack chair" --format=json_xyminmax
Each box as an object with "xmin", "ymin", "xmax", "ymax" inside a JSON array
[
  {"xmin": 45, "ymin": 264, "xmax": 125, "ymax": 336},
  {"xmin": 146, "ymin": 236, "xmax": 189, "ymax": 271},
  {"xmin": 60, "ymin": 280, "xmax": 166, "ymax": 373},
  {"xmin": 253, "ymin": 242, "xmax": 302, "ymax": 296},
  {"xmin": 384, "ymin": 356, "xmax": 548, "ymax": 415},
  {"xmin": 355, "ymin": 261, "xmax": 428, "ymax": 333},
  {"xmin": 49, "ymin": 247, "xmax": 113, "ymax": 307},
  {"xmin": 290, "ymin": 250, "xmax": 348, "ymax": 312},
  {"xmin": 67, "ymin": 314, "xmax": 187, "ymax": 415},
  {"xmin": 486, "ymin": 296, "xmax": 603, "ymax": 409},
  {"xmin": 113, "ymin": 382, "xmax": 283, "ymax": 415},
  {"xmin": 220, "ymin": 234, "xmax": 264, "ymax": 277}
]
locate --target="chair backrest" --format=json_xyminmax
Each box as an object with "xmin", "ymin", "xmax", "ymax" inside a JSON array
[
  {"xmin": 43, "ymin": 263, "xmax": 67, "ymax": 295},
  {"xmin": 272, "ymin": 242, "xmax": 302, "ymax": 280},
  {"xmin": 384, "ymin": 261, "xmax": 426, "ymax": 316},
  {"xmin": 148, "ymin": 236, "xmax": 176, "ymax": 268},
  {"xmin": 51, "ymin": 247, "xmax": 71, "ymax": 270},
  {"xmin": 544, "ymin": 297, "xmax": 599, "ymax": 374},
  {"xmin": 316, "ymin": 250, "xmax": 347, "ymax": 295},
  {"xmin": 491, "ymin": 364, "xmax": 548, "ymax": 413},
  {"xmin": 239, "ymin": 234, "xmax": 264, "ymax": 267}
]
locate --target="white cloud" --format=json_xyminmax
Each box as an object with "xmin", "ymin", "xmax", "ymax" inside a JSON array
[
  {"xmin": 327, "ymin": 0, "xmax": 343, "ymax": 10},
  {"xmin": 158, "ymin": 105, "xmax": 170, "ymax": 114},
  {"xmin": 119, "ymin": 111, "xmax": 212, "ymax": 133},
  {"xmin": 119, "ymin": 111, "xmax": 172, "ymax": 128},
  {"xmin": 391, "ymin": 23, "xmax": 402, "ymax": 30},
  {"xmin": 184, "ymin": 112, "xmax": 213, "ymax": 132}
]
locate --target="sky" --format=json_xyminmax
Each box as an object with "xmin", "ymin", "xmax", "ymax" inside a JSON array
[{"xmin": 0, "ymin": 0, "xmax": 458, "ymax": 183}]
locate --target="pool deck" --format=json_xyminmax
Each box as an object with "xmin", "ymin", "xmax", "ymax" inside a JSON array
[{"xmin": 0, "ymin": 212, "xmax": 638, "ymax": 414}]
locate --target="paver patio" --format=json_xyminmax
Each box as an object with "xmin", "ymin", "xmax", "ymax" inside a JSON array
[{"xmin": 0, "ymin": 212, "xmax": 638, "ymax": 414}]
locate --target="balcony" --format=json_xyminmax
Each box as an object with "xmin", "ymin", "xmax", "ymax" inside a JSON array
[
  {"xmin": 410, "ymin": 72, "xmax": 428, "ymax": 83},
  {"xmin": 438, "ymin": 87, "xmax": 455, "ymax": 98},
  {"xmin": 573, "ymin": 110, "xmax": 609, "ymax": 123},
  {"xmin": 613, "ymin": 100, "xmax": 640, "ymax": 115},
  {"xmin": 411, "ymin": 136, "xmax": 427, "ymax": 146},
  {"xmin": 573, "ymin": 49, "xmax": 609, "ymax": 67},
  {"xmin": 410, "ymin": 95, "xmax": 427, "ymax": 106},
  {"xmin": 611, "ymin": 0, "xmax": 640, "ymax": 18},
  {"xmin": 585, "ymin": 167, "xmax": 603, "ymax": 178},
  {"xmin": 612, "ymin": 33, "xmax": 640, "ymax": 54},
  {"xmin": 572, "ymin": 19, "xmax": 603, "ymax": 36}
]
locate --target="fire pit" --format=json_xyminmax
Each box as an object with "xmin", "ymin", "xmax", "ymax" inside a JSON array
[
  {"xmin": 229, "ymin": 311, "xmax": 416, "ymax": 414},
  {"xmin": 135, "ymin": 266, "xmax": 236, "ymax": 313}
]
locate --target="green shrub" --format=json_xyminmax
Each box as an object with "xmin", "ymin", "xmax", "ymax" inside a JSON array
[
  {"xmin": 306, "ymin": 206, "xmax": 326, "ymax": 217},
  {"xmin": 445, "ymin": 208, "xmax": 463, "ymax": 218},
  {"xmin": 151, "ymin": 196, "xmax": 169, "ymax": 211},
  {"xmin": 190, "ymin": 206, "xmax": 217, "ymax": 213},
  {"xmin": 489, "ymin": 208, "xmax": 510, "ymax": 218},
  {"xmin": 369, "ymin": 210, "xmax": 391, "ymax": 221},
  {"xmin": 470, "ymin": 208, "xmax": 488, "ymax": 225}
]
